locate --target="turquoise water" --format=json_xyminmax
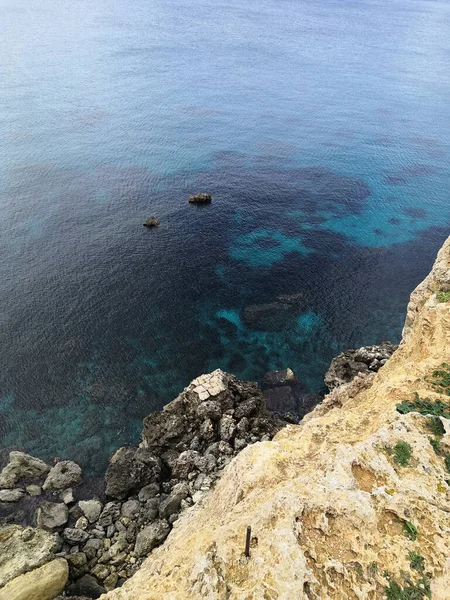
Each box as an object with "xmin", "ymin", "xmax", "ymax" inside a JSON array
[{"xmin": 1, "ymin": 0, "xmax": 449, "ymax": 471}]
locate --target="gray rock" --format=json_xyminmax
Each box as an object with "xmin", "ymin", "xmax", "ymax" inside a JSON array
[
  {"xmin": 66, "ymin": 574, "xmax": 106, "ymax": 599},
  {"xmin": 263, "ymin": 368, "xmax": 300, "ymax": 389},
  {"xmin": 138, "ymin": 483, "xmax": 160, "ymax": 502},
  {"xmin": 63, "ymin": 527, "xmax": 90, "ymax": 545},
  {"xmin": 36, "ymin": 501, "xmax": 69, "ymax": 531},
  {"xmin": 59, "ymin": 488, "xmax": 74, "ymax": 504},
  {"xmin": 98, "ymin": 502, "xmax": 121, "ymax": 527},
  {"xmin": 75, "ymin": 516, "xmax": 89, "ymax": 530},
  {"xmin": 159, "ymin": 482, "xmax": 189, "ymax": 520},
  {"xmin": 105, "ymin": 447, "xmax": 162, "ymax": 500},
  {"xmin": 324, "ymin": 342, "xmax": 397, "ymax": 391},
  {"xmin": 172, "ymin": 450, "xmax": 200, "ymax": 479},
  {"xmin": 143, "ymin": 497, "xmax": 159, "ymax": 520},
  {"xmin": 0, "ymin": 488, "xmax": 24, "ymax": 502},
  {"xmin": 134, "ymin": 520, "xmax": 170, "ymax": 557},
  {"xmin": 196, "ymin": 400, "xmax": 222, "ymax": 421},
  {"xmin": 188, "ymin": 193, "xmax": 212, "ymax": 204},
  {"xmin": 219, "ymin": 414, "xmax": 236, "ymax": 441},
  {"xmin": 120, "ymin": 499, "xmax": 140, "ymax": 518},
  {"xmin": 79, "ymin": 499, "xmax": 103, "ymax": 523},
  {"xmin": 0, "ymin": 452, "xmax": 50, "ymax": 489},
  {"xmin": 43, "ymin": 461, "xmax": 82, "ymax": 491}
]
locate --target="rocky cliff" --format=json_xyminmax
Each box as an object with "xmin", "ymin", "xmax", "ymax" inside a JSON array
[{"xmin": 104, "ymin": 237, "xmax": 450, "ymax": 600}]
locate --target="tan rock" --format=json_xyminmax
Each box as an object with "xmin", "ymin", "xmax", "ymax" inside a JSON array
[
  {"xmin": 0, "ymin": 525, "xmax": 56, "ymax": 588},
  {"xmin": 0, "ymin": 558, "xmax": 68, "ymax": 600},
  {"xmin": 105, "ymin": 237, "xmax": 450, "ymax": 599}
]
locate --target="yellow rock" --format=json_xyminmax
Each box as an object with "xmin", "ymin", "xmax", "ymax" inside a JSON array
[
  {"xmin": 105, "ymin": 237, "xmax": 450, "ymax": 599},
  {"xmin": 0, "ymin": 559, "xmax": 68, "ymax": 600}
]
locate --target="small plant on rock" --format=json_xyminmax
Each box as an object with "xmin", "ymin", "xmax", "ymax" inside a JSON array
[
  {"xmin": 394, "ymin": 441, "xmax": 412, "ymax": 467},
  {"xmin": 436, "ymin": 291, "xmax": 450, "ymax": 303},
  {"xmin": 424, "ymin": 363, "xmax": 450, "ymax": 396},
  {"xmin": 409, "ymin": 551, "xmax": 425, "ymax": 572},
  {"xmin": 429, "ymin": 437, "xmax": 441, "ymax": 455},
  {"xmin": 403, "ymin": 520, "xmax": 418, "ymax": 541},
  {"xmin": 397, "ymin": 394, "xmax": 450, "ymax": 419}
]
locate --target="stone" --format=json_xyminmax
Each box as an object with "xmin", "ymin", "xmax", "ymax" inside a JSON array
[
  {"xmin": 43, "ymin": 461, "xmax": 82, "ymax": 491},
  {"xmin": 0, "ymin": 489, "xmax": 24, "ymax": 502},
  {"xmin": 103, "ymin": 572, "xmax": 119, "ymax": 591},
  {"xmin": 172, "ymin": 450, "xmax": 200, "ymax": 479},
  {"xmin": 66, "ymin": 574, "xmax": 105, "ymax": 599},
  {"xmin": 196, "ymin": 400, "xmax": 222, "ymax": 421},
  {"xmin": 188, "ymin": 193, "xmax": 212, "ymax": 204},
  {"xmin": 79, "ymin": 499, "xmax": 102, "ymax": 524},
  {"xmin": 35, "ymin": 501, "xmax": 69, "ymax": 531},
  {"xmin": 91, "ymin": 563, "xmax": 110, "ymax": 580},
  {"xmin": 63, "ymin": 527, "xmax": 89, "ymax": 545},
  {"xmin": 0, "ymin": 525, "xmax": 56, "ymax": 588},
  {"xmin": 66, "ymin": 552, "xmax": 87, "ymax": 568},
  {"xmin": 159, "ymin": 483, "xmax": 189, "ymax": 520},
  {"xmin": 59, "ymin": 488, "xmax": 74, "ymax": 504},
  {"xmin": 120, "ymin": 499, "xmax": 140, "ymax": 518},
  {"xmin": 143, "ymin": 217, "xmax": 160, "ymax": 227},
  {"xmin": 105, "ymin": 447, "xmax": 162, "ymax": 500},
  {"xmin": 84, "ymin": 538, "xmax": 103, "ymax": 551},
  {"xmin": 134, "ymin": 520, "xmax": 170, "ymax": 557},
  {"xmin": 26, "ymin": 484, "xmax": 42, "ymax": 496},
  {"xmin": 75, "ymin": 516, "xmax": 89, "ymax": 530},
  {"xmin": 219, "ymin": 414, "xmax": 236, "ymax": 441},
  {"xmin": 0, "ymin": 558, "xmax": 68, "ymax": 600},
  {"xmin": 138, "ymin": 483, "xmax": 160, "ymax": 502},
  {"xmin": 98, "ymin": 502, "xmax": 121, "ymax": 527},
  {"xmin": 0, "ymin": 452, "xmax": 49, "ymax": 489}
]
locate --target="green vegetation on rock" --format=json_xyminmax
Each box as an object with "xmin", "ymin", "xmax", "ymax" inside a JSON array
[
  {"xmin": 394, "ymin": 441, "xmax": 412, "ymax": 467},
  {"xmin": 436, "ymin": 291, "xmax": 450, "ymax": 303}
]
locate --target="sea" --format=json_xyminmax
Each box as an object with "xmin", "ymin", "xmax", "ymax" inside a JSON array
[{"xmin": 1, "ymin": 0, "xmax": 449, "ymax": 472}]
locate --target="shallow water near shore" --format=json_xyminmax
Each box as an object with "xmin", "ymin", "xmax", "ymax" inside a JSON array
[{"xmin": 1, "ymin": 0, "xmax": 450, "ymax": 472}]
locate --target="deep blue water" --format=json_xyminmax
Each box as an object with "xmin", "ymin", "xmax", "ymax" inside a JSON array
[{"xmin": 1, "ymin": 0, "xmax": 450, "ymax": 472}]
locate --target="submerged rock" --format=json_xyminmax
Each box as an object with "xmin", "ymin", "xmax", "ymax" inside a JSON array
[
  {"xmin": 188, "ymin": 193, "xmax": 212, "ymax": 204},
  {"xmin": 0, "ymin": 489, "xmax": 25, "ymax": 502},
  {"xmin": 324, "ymin": 341, "xmax": 397, "ymax": 391}
]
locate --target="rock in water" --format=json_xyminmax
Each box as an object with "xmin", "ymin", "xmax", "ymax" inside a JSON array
[
  {"xmin": 0, "ymin": 489, "xmax": 24, "ymax": 502},
  {"xmin": 42, "ymin": 461, "xmax": 82, "ymax": 491},
  {"xmin": 143, "ymin": 217, "xmax": 159, "ymax": 227},
  {"xmin": 0, "ymin": 558, "xmax": 68, "ymax": 600},
  {"xmin": 0, "ymin": 452, "xmax": 50, "ymax": 488},
  {"xmin": 324, "ymin": 341, "xmax": 397, "ymax": 391},
  {"xmin": 188, "ymin": 193, "xmax": 212, "ymax": 204}
]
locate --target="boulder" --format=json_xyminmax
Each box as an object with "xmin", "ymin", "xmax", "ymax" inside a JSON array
[
  {"xmin": 78, "ymin": 499, "xmax": 102, "ymax": 524},
  {"xmin": 188, "ymin": 193, "xmax": 212, "ymax": 204},
  {"xmin": 159, "ymin": 483, "xmax": 189, "ymax": 520},
  {"xmin": 134, "ymin": 520, "xmax": 170, "ymax": 557},
  {"xmin": 62, "ymin": 528, "xmax": 89, "ymax": 545},
  {"xmin": 42, "ymin": 461, "xmax": 82, "ymax": 491},
  {"xmin": 105, "ymin": 447, "xmax": 162, "ymax": 500},
  {"xmin": 0, "ymin": 525, "xmax": 56, "ymax": 588},
  {"xmin": 98, "ymin": 502, "xmax": 121, "ymax": 527},
  {"xmin": 0, "ymin": 452, "xmax": 49, "ymax": 489},
  {"xmin": 263, "ymin": 368, "xmax": 300, "ymax": 389},
  {"xmin": 35, "ymin": 502, "xmax": 69, "ymax": 531},
  {"xmin": 324, "ymin": 342, "xmax": 397, "ymax": 390},
  {"xmin": 0, "ymin": 489, "xmax": 24, "ymax": 502},
  {"xmin": 0, "ymin": 558, "xmax": 68, "ymax": 600}
]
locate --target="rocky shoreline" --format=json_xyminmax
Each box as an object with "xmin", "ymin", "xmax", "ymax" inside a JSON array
[{"xmin": 0, "ymin": 345, "xmax": 393, "ymax": 599}]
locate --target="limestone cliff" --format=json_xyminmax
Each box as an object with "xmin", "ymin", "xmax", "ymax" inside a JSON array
[{"xmin": 105, "ymin": 237, "xmax": 450, "ymax": 600}]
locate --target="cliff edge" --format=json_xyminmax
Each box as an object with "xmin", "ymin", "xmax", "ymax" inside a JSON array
[{"xmin": 105, "ymin": 236, "xmax": 450, "ymax": 600}]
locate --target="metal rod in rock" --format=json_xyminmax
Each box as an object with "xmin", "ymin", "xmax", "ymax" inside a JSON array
[{"xmin": 245, "ymin": 526, "xmax": 251, "ymax": 557}]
